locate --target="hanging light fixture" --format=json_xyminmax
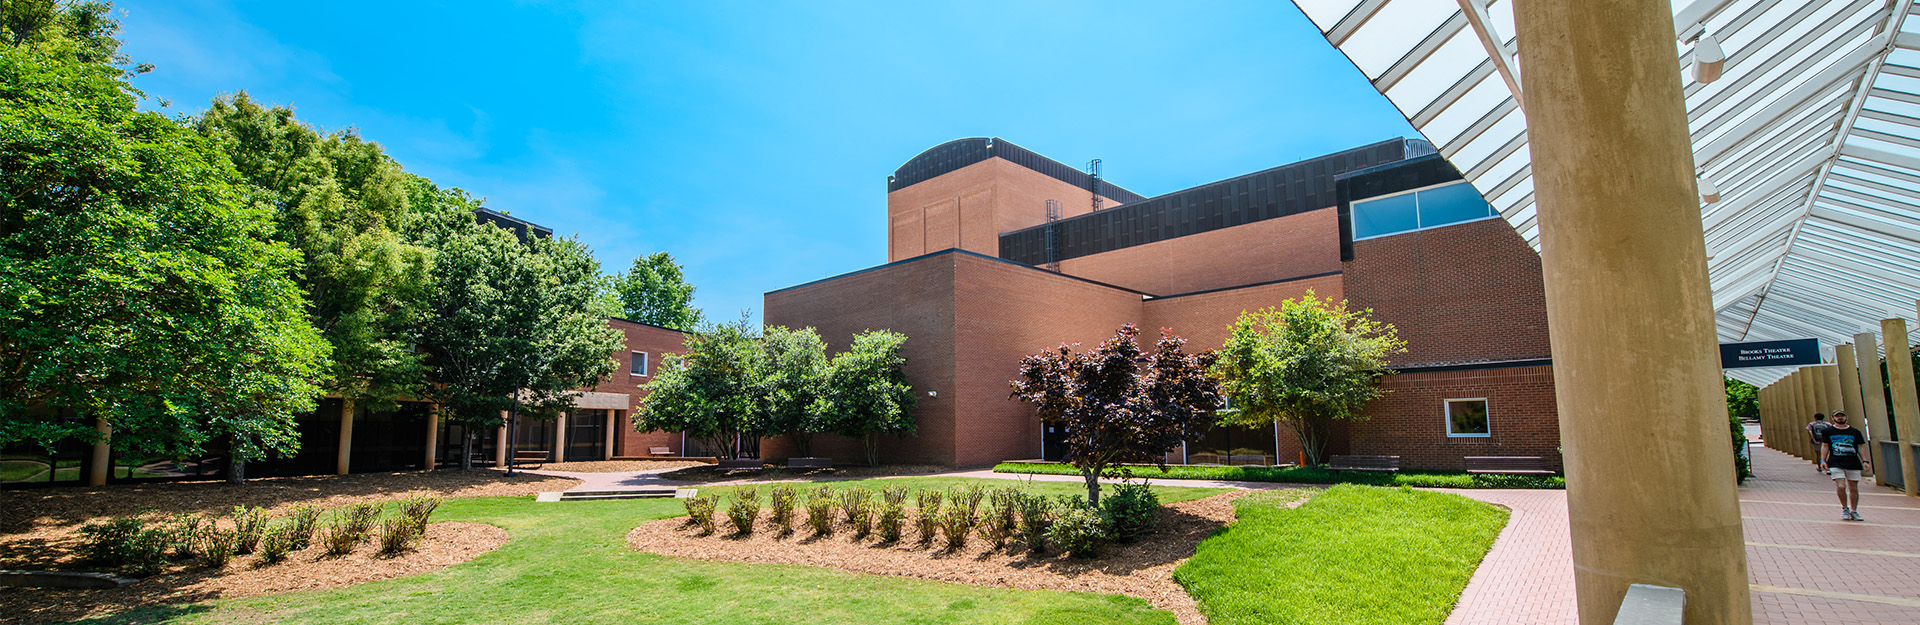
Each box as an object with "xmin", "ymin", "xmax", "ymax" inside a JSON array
[{"xmin": 1693, "ymin": 34, "xmax": 1725, "ymax": 84}]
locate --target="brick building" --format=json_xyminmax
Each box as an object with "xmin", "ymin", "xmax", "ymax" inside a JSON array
[{"xmin": 765, "ymin": 136, "xmax": 1561, "ymax": 471}]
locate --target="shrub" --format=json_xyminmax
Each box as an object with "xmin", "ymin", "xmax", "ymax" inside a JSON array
[
  {"xmin": 981, "ymin": 488, "xmax": 1020, "ymax": 549},
  {"xmin": 726, "ymin": 487, "xmax": 761, "ymax": 536},
  {"xmin": 938, "ymin": 504, "xmax": 976, "ymax": 551},
  {"xmin": 684, "ymin": 493, "xmax": 720, "ymax": 536},
  {"xmin": 876, "ymin": 485, "xmax": 908, "ymax": 543},
  {"xmin": 286, "ymin": 505, "xmax": 322, "ymax": 551},
  {"xmin": 1101, "ymin": 483, "xmax": 1159, "ymax": 542},
  {"xmin": 1016, "ymin": 493, "xmax": 1054, "ymax": 554},
  {"xmin": 1047, "ymin": 504, "xmax": 1107, "ymax": 558},
  {"xmin": 257, "ymin": 525, "xmax": 295, "ymax": 564},
  {"xmin": 953, "ymin": 486, "xmax": 986, "ymax": 517},
  {"xmin": 231, "ymin": 505, "xmax": 268, "ymax": 555},
  {"xmin": 198, "ymin": 527, "xmax": 237, "ymax": 568},
  {"xmin": 913, "ymin": 489, "xmax": 943, "ymax": 545},
  {"xmin": 397, "ymin": 496, "xmax": 441, "ymax": 535},
  {"xmin": 804, "ymin": 486, "xmax": 835, "ymax": 536},
  {"xmin": 78, "ymin": 516, "xmax": 167, "ymax": 576},
  {"xmin": 838, "ymin": 488, "xmax": 873, "ymax": 539},
  {"xmin": 378, "ymin": 518, "xmax": 418, "ymax": 554},
  {"xmin": 164, "ymin": 514, "xmax": 205, "ymax": 559},
  {"xmin": 768, "ymin": 485, "xmax": 797, "ymax": 536},
  {"xmin": 322, "ymin": 519, "xmax": 360, "ymax": 556},
  {"xmin": 339, "ymin": 502, "xmax": 383, "ymax": 542}
]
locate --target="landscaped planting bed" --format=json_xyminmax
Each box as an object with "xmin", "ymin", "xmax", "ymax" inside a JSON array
[
  {"xmin": 1174, "ymin": 484, "xmax": 1509, "ymax": 625},
  {"xmin": 994, "ymin": 461, "xmax": 1566, "ymax": 489},
  {"xmin": 630, "ymin": 480, "xmax": 1243, "ymax": 625},
  {"xmin": 653, "ymin": 463, "xmax": 954, "ymax": 483}
]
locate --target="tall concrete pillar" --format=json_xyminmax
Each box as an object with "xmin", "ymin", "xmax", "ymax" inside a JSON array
[
  {"xmin": 1884, "ymin": 316, "xmax": 1920, "ymax": 497},
  {"xmin": 1820, "ymin": 365, "xmax": 1843, "ymax": 417},
  {"xmin": 336, "ymin": 399, "xmax": 355, "ymax": 475},
  {"xmin": 1837, "ymin": 346, "xmax": 1867, "ymax": 474},
  {"xmin": 1797, "ymin": 369, "xmax": 1816, "ymax": 460},
  {"xmin": 423, "ymin": 405, "xmax": 440, "ymax": 472},
  {"xmin": 604, "ymin": 409, "xmax": 616, "ymax": 460},
  {"xmin": 494, "ymin": 423, "xmax": 508, "ymax": 466},
  {"xmin": 1760, "ymin": 385, "xmax": 1773, "ymax": 450},
  {"xmin": 1787, "ymin": 371, "xmax": 1803, "ymax": 457},
  {"xmin": 1512, "ymin": 0, "xmax": 1751, "ymax": 621},
  {"xmin": 552, "ymin": 412, "xmax": 567, "ymax": 462},
  {"xmin": 89, "ymin": 417, "xmax": 111, "ymax": 487},
  {"xmin": 1855, "ymin": 331, "xmax": 1893, "ymax": 486}
]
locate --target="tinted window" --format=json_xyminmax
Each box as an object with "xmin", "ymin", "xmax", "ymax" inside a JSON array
[
  {"xmin": 1447, "ymin": 399, "xmax": 1490, "ymax": 437},
  {"xmin": 1352, "ymin": 193, "xmax": 1419, "ymax": 239},
  {"xmin": 1417, "ymin": 182, "xmax": 1495, "ymax": 228}
]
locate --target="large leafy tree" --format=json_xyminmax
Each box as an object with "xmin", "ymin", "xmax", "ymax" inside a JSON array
[
  {"xmin": 758, "ymin": 325, "xmax": 829, "ymax": 457},
  {"xmin": 823, "ymin": 330, "xmax": 916, "ymax": 467},
  {"xmin": 609, "ymin": 251, "xmax": 703, "ymax": 330},
  {"xmin": 413, "ymin": 202, "xmax": 622, "ymax": 469},
  {"xmin": 635, "ymin": 317, "xmax": 765, "ymax": 459},
  {"xmin": 1212, "ymin": 292, "xmax": 1405, "ymax": 467},
  {"xmin": 1011, "ymin": 324, "xmax": 1219, "ymax": 506},
  {"xmin": 192, "ymin": 94, "xmax": 433, "ymax": 412},
  {"xmin": 0, "ymin": 6, "xmax": 327, "ymax": 461}
]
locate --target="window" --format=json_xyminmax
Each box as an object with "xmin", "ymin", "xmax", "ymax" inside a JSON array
[
  {"xmin": 630, "ymin": 352, "xmax": 648, "ymax": 376},
  {"xmin": 1351, "ymin": 181, "xmax": 1497, "ymax": 240},
  {"xmin": 1446, "ymin": 399, "xmax": 1490, "ymax": 437}
]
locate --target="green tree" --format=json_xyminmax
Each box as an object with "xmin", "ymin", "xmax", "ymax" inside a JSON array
[
  {"xmin": 635, "ymin": 317, "xmax": 764, "ymax": 459},
  {"xmin": 0, "ymin": 18, "xmax": 328, "ymax": 461},
  {"xmin": 193, "ymin": 93, "xmax": 434, "ymax": 413},
  {"xmin": 1011, "ymin": 324, "xmax": 1219, "ymax": 506},
  {"xmin": 823, "ymin": 330, "xmax": 915, "ymax": 467},
  {"xmin": 609, "ymin": 251, "xmax": 703, "ymax": 330},
  {"xmin": 1212, "ymin": 292, "xmax": 1406, "ymax": 467},
  {"xmin": 413, "ymin": 206, "xmax": 622, "ymax": 469},
  {"xmin": 1725, "ymin": 377, "xmax": 1757, "ymax": 481},
  {"xmin": 758, "ymin": 325, "xmax": 830, "ymax": 457}
]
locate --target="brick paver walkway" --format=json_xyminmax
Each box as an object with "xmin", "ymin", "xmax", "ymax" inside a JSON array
[{"xmin": 1441, "ymin": 488, "xmax": 1577, "ymax": 624}]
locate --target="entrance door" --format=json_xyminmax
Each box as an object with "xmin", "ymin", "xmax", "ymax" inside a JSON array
[{"xmin": 566, "ymin": 410, "xmax": 606, "ymax": 462}]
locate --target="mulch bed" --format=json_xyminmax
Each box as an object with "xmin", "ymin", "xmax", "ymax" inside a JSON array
[
  {"xmin": 627, "ymin": 491, "xmax": 1254, "ymax": 625},
  {"xmin": 0, "ymin": 521, "xmax": 508, "ymax": 624},
  {"xmin": 531, "ymin": 459, "xmax": 709, "ymax": 473},
  {"xmin": 654, "ymin": 464, "xmax": 953, "ymax": 484}
]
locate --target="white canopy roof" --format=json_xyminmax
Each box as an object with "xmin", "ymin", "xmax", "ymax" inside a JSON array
[{"xmin": 1291, "ymin": 0, "xmax": 1920, "ymax": 386}]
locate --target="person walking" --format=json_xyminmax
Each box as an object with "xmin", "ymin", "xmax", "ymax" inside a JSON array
[
  {"xmin": 1820, "ymin": 411, "xmax": 1870, "ymax": 521},
  {"xmin": 1806, "ymin": 412, "xmax": 1833, "ymax": 471}
]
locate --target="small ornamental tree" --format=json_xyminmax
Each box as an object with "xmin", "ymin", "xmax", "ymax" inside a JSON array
[
  {"xmin": 823, "ymin": 330, "xmax": 915, "ymax": 467},
  {"xmin": 758, "ymin": 325, "xmax": 830, "ymax": 457},
  {"xmin": 1010, "ymin": 324, "xmax": 1222, "ymax": 507},
  {"xmin": 1212, "ymin": 291, "xmax": 1405, "ymax": 467},
  {"xmin": 636, "ymin": 317, "xmax": 765, "ymax": 459}
]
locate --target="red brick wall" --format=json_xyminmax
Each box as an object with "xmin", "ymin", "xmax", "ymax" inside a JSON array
[
  {"xmin": 1059, "ymin": 208, "xmax": 1342, "ymax": 296},
  {"xmin": 1143, "ymin": 274, "xmax": 1345, "ymax": 351},
  {"xmin": 1350, "ymin": 366, "xmax": 1562, "ymax": 471},
  {"xmin": 597, "ymin": 318, "xmax": 693, "ymax": 457},
  {"xmin": 1343, "ymin": 217, "xmax": 1552, "ymax": 367},
  {"xmin": 888, "ymin": 158, "xmax": 1128, "ymax": 262},
  {"xmin": 764, "ymin": 253, "xmax": 959, "ymax": 465}
]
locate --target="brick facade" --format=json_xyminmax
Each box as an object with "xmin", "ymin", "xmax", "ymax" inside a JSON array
[
  {"xmin": 1352, "ymin": 366, "xmax": 1562, "ymax": 471},
  {"xmin": 888, "ymin": 157, "xmax": 1129, "ymax": 262},
  {"xmin": 1058, "ymin": 209, "xmax": 1342, "ymax": 296},
  {"xmin": 597, "ymin": 318, "xmax": 692, "ymax": 457},
  {"xmin": 1343, "ymin": 217, "xmax": 1553, "ymax": 368}
]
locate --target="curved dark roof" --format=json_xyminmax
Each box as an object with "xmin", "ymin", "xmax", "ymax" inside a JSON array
[{"xmin": 887, "ymin": 137, "xmax": 1144, "ymax": 204}]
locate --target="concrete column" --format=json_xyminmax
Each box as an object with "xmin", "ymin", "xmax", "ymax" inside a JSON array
[
  {"xmin": 494, "ymin": 423, "xmax": 508, "ymax": 466},
  {"xmin": 1512, "ymin": 0, "xmax": 1751, "ymax": 621},
  {"xmin": 1884, "ymin": 316, "xmax": 1920, "ymax": 497},
  {"xmin": 1821, "ymin": 365, "xmax": 1843, "ymax": 416},
  {"xmin": 1796, "ymin": 369, "xmax": 1816, "ymax": 460},
  {"xmin": 552, "ymin": 412, "xmax": 567, "ymax": 462},
  {"xmin": 1855, "ymin": 331, "xmax": 1893, "ymax": 486},
  {"xmin": 604, "ymin": 409, "xmax": 617, "ymax": 460},
  {"xmin": 1787, "ymin": 371, "xmax": 1802, "ymax": 457},
  {"xmin": 89, "ymin": 417, "xmax": 111, "ymax": 486},
  {"xmin": 1837, "ymin": 346, "xmax": 1867, "ymax": 475},
  {"xmin": 423, "ymin": 405, "xmax": 440, "ymax": 472},
  {"xmin": 336, "ymin": 399, "xmax": 355, "ymax": 475},
  {"xmin": 1759, "ymin": 385, "xmax": 1771, "ymax": 450}
]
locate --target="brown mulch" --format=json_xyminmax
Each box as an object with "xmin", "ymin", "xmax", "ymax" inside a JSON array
[
  {"xmin": 0, "ymin": 521, "xmax": 508, "ymax": 624},
  {"xmin": 531, "ymin": 459, "xmax": 708, "ymax": 473},
  {"xmin": 627, "ymin": 491, "xmax": 1254, "ymax": 625},
  {"xmin": 654, "ymin": 463, "xmax": 953, "ymax": 484}
]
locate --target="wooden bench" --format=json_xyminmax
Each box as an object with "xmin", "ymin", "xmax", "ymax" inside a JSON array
[
  {"xmin": 715, "ymin": 458, "xmax": 764, "ymax": 471},
  {"xmin": 649, "ymin": 447, "xmax": 674, "ymax": 457},
  {"xmin": 512, "ymin": 451, "xmax": 550, "ymax": 463},
  {"xmin": 1464, "ymin": 456, "xmax": 1556, "ymax": 475},
  {"xmin": 786, "ymin": 457, "xmax": 833, "ymax": 470},
  {"xmin": 1327, "ymin": 455, "xmax": 1401, "ymax": 473}
]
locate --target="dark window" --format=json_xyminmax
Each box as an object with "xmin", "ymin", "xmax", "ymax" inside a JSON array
[
  {"xmin": 631, "ymin": 352, "xmax": 648, "ymax": 376},
  {"xmin": 1447, "ymin": 399, "xmax": 1491, "ymax": 437}
]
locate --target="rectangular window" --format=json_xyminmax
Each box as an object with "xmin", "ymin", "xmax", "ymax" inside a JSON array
[
  {"xmin": 1352, "ymin": 192, "xmax": 1419, "ymax": 239},
  {"xmin": 630, "ymin": 352, "xmax": 648, "ymax": 376},
  {"xmin": 1447, "ymin": 399, "xmax": 1490, "ymax": 437},
  {"xmin": 1351, "ymin": 181, "xmax": 1497, "ymax": 240}
]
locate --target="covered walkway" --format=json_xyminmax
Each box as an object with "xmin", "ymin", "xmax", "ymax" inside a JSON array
[{"xmin": 1742, "ymin": 445, "xmax": 1920, "ymax": 624}]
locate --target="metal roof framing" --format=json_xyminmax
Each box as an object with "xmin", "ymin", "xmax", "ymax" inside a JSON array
[{"xmin": 1291, "ymin": 0, "xmax": 1920, "ymax": 386}]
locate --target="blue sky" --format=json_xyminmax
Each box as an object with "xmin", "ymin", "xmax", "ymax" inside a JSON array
[{"xmin": 116, "ymin": 1, "xmax": 1414, "ymax": 325}]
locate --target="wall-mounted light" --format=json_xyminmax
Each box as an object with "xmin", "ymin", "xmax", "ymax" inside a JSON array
[
  {"xmin": 1698, "ymin": 175, "xmax": 1721, "ymax": 204},
  {"xmin": 927, "ymin": 390, "xmax": 938, "ymax": 398},
  {"xmin": 1693, "ymin": 34, "xmax": 1725, "ymax": 84}
]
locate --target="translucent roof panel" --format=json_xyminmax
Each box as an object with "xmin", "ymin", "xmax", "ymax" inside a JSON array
[{"xmin": 1291, "ymin": 0, "xmax": 1920, "ymax": 386}]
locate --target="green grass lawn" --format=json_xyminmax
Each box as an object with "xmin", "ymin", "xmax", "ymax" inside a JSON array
[
  {"xmin": 994, "ymin": 461, "xmax": 1565, "ymax": 489},
  {"xmin": 87, "ymin": 477, "xmax": 1225, "ymax": 624},
  {"xmin": 1173, "ymin": 484, "xmax": 1509, "ymax": 625},
  {"xmin": 0, "ymin": 459, "xmax": 50, "ymax": 482}
]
